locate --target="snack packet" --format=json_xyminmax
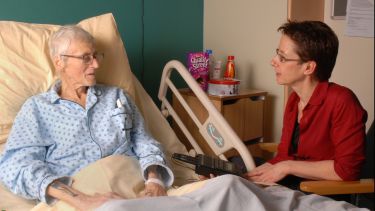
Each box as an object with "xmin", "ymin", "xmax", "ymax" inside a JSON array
[{"xmin": 187, "ymin": 52, "xmax": 209, "ymax": 91}]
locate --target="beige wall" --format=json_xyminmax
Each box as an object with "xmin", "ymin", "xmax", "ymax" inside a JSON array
[
  {"xmin": 323, "ymin": 0, "xmax": 374, "ymax": 132},
  {"xmin": 204, "ymin": 0, "xmax": 374, "ymax": 143}
]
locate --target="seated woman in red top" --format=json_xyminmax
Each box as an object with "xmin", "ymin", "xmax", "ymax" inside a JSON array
[{"xmin": 245, "ymin": 20, "xmax": 367, "ymax": 186}]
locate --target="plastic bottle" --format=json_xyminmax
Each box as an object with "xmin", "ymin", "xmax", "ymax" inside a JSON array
[
  {"xmin": 224, "ymin": 55, "xmax": 235, "ymax": 79},
  {"xmin": 205, "ymin": 49, "xmax": 214, "ymax": 78},
  {"xmin": 212, "ymin": 60, "xmax": 222, "ymax": 79}
]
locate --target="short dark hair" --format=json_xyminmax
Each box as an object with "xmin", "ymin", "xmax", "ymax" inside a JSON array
[{"xmin": 278, "ymin": 21, "xmax": 339, "ymax": 81}]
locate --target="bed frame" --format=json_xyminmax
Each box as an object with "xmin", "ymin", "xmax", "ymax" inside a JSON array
[{"xmin": 158, "ymin": 60, "xmax": 256, "ymax": 171}]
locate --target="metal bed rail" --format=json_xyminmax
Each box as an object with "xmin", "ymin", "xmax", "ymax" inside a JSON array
[{"xmin": 158, "ymin": 60, "xmax": 255, "ymax": 171}]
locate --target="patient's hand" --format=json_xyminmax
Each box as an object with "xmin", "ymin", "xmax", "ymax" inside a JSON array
[
  {"xmin": 73, "ymin": 192, "xmax": 124, "ymax": 211},
  {"xmin": 47, "ymin": 180, "xmax": 125, "ymax": 210},
  {"xmin": 139, "ymin": 182, "xmax": 167, "ymax": 198},
  {"xmin": 244, "ymin": 162, "xmax": 288, "ymax": 183}
]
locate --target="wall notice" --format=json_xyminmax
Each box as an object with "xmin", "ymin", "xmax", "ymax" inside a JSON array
[{"xmin": 345, "ymin": 0, "xmax": 374, "ymax": 37}]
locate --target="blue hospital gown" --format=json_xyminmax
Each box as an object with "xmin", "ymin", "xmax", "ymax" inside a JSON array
[{"xmin": 0, "ymin": 81, "xmax": 173, "ymax": 203}]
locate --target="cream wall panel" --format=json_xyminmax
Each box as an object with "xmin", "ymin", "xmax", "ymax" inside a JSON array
[
  {"xmin": 204, "ymin": 0, "xmax": 287, "ymax": 142},
  {"xmin": 323, "ymin": 0, "xmax": 374, "ymax": 131},
  {"xmin": 204, "ymin": 0, "xmax": 374, "ymax": 143}
]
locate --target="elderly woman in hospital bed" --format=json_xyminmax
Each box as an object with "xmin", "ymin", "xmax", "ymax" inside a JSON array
[{"xmin": 0, "ymin": 25, "xmax": 173, "ymax": 210}]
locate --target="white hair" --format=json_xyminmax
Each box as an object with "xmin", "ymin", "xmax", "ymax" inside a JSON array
[{"xmin": 48, "ymin": 25, "xmax": 95, "ymax": 59}]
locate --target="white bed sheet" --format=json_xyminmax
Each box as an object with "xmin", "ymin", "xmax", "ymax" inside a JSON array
[{"xmin": 96, "ymin": 175, "xmax": 367, "ymax": 211}]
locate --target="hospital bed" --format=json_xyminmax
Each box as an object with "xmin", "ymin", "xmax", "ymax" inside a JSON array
[
  {"xmin": 0, "ymin": 13, "xmax": 367, "ymax": 211},
  {"xmin": 0, "ymin": 13, "xmax": 198, "ymax": 211}
]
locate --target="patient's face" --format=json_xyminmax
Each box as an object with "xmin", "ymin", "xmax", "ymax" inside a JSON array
[{"xmin": 59, "ymin": 39, "xmax": 99, "ymax": 88}]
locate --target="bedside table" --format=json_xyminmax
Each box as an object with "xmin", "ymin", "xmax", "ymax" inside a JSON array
[{"xmin": 172, "ymin": 88, "xmax": 267, "ymax": 156}]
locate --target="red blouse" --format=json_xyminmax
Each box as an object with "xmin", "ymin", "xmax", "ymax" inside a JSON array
[{"xmin": 269, "ymin": 82, "xmax": 367, "ymax": 181}]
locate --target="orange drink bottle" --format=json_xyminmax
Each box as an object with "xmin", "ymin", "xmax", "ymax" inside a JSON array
[{"xmin": 224, "ymin": 55, "xmax": 235, "ymax": 79}]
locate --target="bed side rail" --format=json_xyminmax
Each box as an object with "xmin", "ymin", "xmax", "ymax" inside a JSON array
[{"xmin": 158, "ymin": 60, "xmax": 255, "ymax": 171}]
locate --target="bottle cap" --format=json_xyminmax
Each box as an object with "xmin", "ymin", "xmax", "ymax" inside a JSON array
[{"xmin": 228, "ymin": 55, "xmax": 234, "ymax": 60}]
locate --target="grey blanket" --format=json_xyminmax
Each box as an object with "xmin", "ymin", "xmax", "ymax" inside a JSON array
[{"xmin": 95, "ymin": 175, "xmax": 367, "ymax": 211}]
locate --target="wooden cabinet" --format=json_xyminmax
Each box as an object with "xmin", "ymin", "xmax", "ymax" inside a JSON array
[{"xmin": 172, "ymin": 88, "xmax": 267, "ymax": 156}]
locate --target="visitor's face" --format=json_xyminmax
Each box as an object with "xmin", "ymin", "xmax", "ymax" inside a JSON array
[{"xmin": 270, "ymin": 35, "xmax": 305, "ymax": 86}]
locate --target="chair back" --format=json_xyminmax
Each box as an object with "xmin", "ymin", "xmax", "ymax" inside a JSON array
[{"xmin": 360, "ymin": 121, "xmax": 374, "ymax": 179}]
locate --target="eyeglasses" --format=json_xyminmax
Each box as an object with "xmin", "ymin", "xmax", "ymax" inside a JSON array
[
  {"xmin": 60, "ymin": 52, "xmax": 104, "ymax": 64},
  {"xmin": 275, "ymin": 49, "xmax": 301, "ymax": 63}
]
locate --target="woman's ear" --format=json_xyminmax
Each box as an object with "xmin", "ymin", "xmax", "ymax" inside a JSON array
[{"xmin": 304, "ymin": 61, "xmax": 317, "ymax": 76}]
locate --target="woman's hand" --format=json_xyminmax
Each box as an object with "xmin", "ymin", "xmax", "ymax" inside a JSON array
[
  {"xmin": 139, "ymin": 182, "xmax": 167, "ymax": 198},
  {"xmin": 244, "ymin": 161, "xmax": 290, "ymax": 183},
  {"xmin": 198, "ymin": 174, "xmax": 216, "ymax": 181}
]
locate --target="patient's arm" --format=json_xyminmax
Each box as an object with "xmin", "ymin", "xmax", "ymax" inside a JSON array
[{"xmin": 46, "ymin": 180, "xmax": 124, "ymax": 210}]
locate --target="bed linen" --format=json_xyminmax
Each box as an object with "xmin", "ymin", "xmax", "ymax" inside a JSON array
[
  {"xmin": 27, "ymin": 154, "xmax": 368, "ymax": 211},
  {"xmin": 29, "ymin": 155, "xmax": 204, "ymax": 211},
  {"xmin": 95, "ymin": 175, "xmax": 366, "ymax": 211}
]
